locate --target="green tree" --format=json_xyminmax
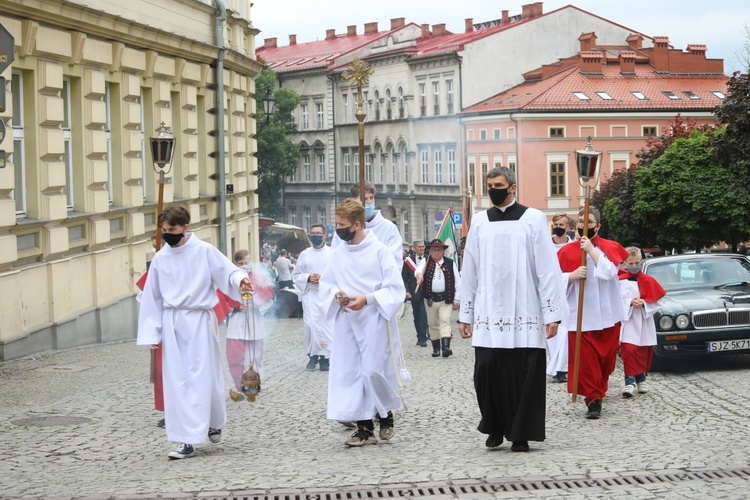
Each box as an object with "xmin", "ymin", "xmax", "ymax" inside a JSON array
[
  {"xmin": 254, "ymin": 68, "xmax": 300, "ymax": 219},
  {"xmin": 634, "ymin": 129, "xmax": 750, "ymax": 252},
  {"xmin": 714, "ymin": 71, "xmax": 750, "ymax": 198}
]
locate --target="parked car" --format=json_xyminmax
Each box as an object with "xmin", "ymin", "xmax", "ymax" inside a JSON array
[{"xmin": 643, "ymin": 254, "xmax": 750, "ymax": 370}]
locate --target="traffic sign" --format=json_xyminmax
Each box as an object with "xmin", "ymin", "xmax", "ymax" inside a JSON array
[
  {"xmin": 452, "ymin": 213, "xmax": 463, "ymax": 225},
  {"xmin": 0, "ymin": 23, "xmax": 14, "ymax": 74},
  {"xmin": 326, "ymin": 224, "xmax": 334, "ymax": 235},
  {"xmin": 434, "ymin": 223, "xmax": 440, "ymax": 231}
]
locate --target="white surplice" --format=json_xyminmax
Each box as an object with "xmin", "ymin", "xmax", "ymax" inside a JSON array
[
  {"xmin": 546, "ymin": 271, "xmax": 571, "ymax": 376},
  {"xmin": 564, "ymin": 252, "xmax": 628, "ymax": 332},
  {"xmin": 619, "ymin": 279, "xmax": 664, "ymax": 346},
  {"xmin": 319, "ymin": 230, "xmax": 406, "ymax": 421},
  {"xmin": 292, "ymin": 244, "xmax": 334, "ymax": 357},
  {"xmin": 459, "ymin": 207, "xmax": 565, "ymax": 348},
  {"xmin": 137, "ymin": 234, "xmax": 245, "ymax": 445}
]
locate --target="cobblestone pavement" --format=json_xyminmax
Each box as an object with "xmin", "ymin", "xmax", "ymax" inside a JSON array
[{"xmin": 1, "ymin": 306, "xmax": 750, "ymax": 499}]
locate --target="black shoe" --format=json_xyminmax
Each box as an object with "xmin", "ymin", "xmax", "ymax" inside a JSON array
[
  {"xmin": 318, "ymin": 357, "xmax": 330, "ymax": 371},
  {"xmin": 441, "ymin": 337, "xmax": 452, "ymax": 357},
  {"xmin": 485, "ymin": 433, "xmax": 503, "ymax": 448},
  {"xmin": 552, "ymin": 372, "xmax": 567, "ymax": 383},
  {"xmin": 511, "ymin": 441, "xmax": 530, "ymax": 452},
  {"xmin": 431, "ymin": 339, "xmax": 441, "ymax": 357},
  {"xmin": 418, "ymin": 341, "xmax": 427, "ymax": 347},
  {"xmin": 306, "ymin": 355, "xmax": 318, "ymax": 371},
  {"xmin": 156, "ymin": 418, "xmax": 166, "ymax": 428},
  {"xmin": 586, "ymin": 400, "xmax": 602, "ymax": 419}
]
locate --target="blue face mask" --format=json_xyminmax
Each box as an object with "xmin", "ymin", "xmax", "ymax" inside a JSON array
[
  {"xmin": 310, "ymin": 234, "xmax": 325, "ymax": 247},
  {"xmin": 364, "ymin": 203, "xmax": 375, "ymax": 218}
]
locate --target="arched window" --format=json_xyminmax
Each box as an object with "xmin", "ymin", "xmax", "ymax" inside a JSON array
[
  {"xmin": 386, "ymin": 89, "xmax": 392, "ymax": 120},
  {"xmin": 398, "ymin": 87, "xmax": 405, "ymax": 118},
  {"xmin": 374, "ymin": 90, "xmax": 380, "ymax": 121}
]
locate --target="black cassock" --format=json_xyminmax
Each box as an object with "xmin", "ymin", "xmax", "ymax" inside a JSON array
[{"xmin": 473, "ymin": 202, "xmax": 548, "ymax": 443}]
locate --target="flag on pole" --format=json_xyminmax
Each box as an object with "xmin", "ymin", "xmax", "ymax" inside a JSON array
[{"xmin": 434, "ymin": 208, "xmax": 459, "ymax": 266}]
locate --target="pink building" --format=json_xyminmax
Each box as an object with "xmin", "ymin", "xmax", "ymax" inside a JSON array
[{"xmin": 460, "ymin": 33, "xmax": 728, "ymax": 222}]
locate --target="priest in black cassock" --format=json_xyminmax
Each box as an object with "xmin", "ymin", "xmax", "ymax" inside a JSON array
[{"xmin": 458, "ymin": 167, "xmax": 565, "ymax": 452}]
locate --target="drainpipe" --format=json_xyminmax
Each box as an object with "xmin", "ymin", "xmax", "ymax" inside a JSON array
[
  {"xmin": 214, "ymin": 0, "xmax": 228, "ymax": 255},
  {"xmin": 510, "ymin": 112, "xmax": 519, "ymax": 203}
]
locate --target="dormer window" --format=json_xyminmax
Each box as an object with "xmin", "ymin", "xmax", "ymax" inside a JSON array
[
  {"xmin": 573, "ymin": 92, "xmax": 590, "ymax": 100},
  {"xmin": 631, "ymin": 91, "xmax": 648, "ymax": 100},
  {"xmin": 595, "ymin": 92, "xmax": 614, "ymax": 100},
  {"xmin": 682, "ymin": 91, "xmax": 701, "ymax": 100},
  {"xmin": 711, "ymin": 91, "xmax": 726, "ymax": 99},
  {"xmin": 662, "ymin": 91, "xmax": 681, "ymax": 100}
]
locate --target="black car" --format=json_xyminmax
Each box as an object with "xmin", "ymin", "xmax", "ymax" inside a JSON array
[{"xmin": 643, "ymin": 253, "xmax": 750, "ymax": 370}]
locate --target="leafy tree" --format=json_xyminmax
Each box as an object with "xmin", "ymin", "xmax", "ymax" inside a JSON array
[
  {"xmin": 714, "ymin": 71, "xmax": 750, "ymax": 197},
  {"xmin": 592, "ymin": 165, "xmax": 656, "ymax": 246},
  {"xmin": 634, "ymin": 129, "xmax": 750, "ymax": 252},
  {"xmin": 254, "ymin": 68, "xmax": 300, "ymax": 219}
]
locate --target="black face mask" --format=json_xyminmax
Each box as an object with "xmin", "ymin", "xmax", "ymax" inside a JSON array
[
  {"xmin": 336, "ymin": 226, "xmax": 357, "ymax": 242},
  {"xmin": 488, "ymin": 187, "xmax": 511, "ymax": 206},
  {"xmin": 163, "ymin": 232, "xmax": 184, "ymax": 247},
  {"xmin": 552, "ymin": 227, "xmax": 567, "ymax": 237},
  {"xmin": 577, "ymin": 227, "xmax": 597, "ymax": 239}
]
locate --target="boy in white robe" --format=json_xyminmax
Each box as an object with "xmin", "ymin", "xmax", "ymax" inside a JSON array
[
  {"xmin": 618, "ymin": 247, "xmax": 665, "ymax": 397},
  {"xmin": 320, "ymin": 198, "xmax": 406, "ymax": 447},
  {"xmin": 137, "ymin": 205, "xmax": 253, "ymax": 460},
  {"xmin": 292, "ymin": 224, "xmax": 334, "ymax": 371}
]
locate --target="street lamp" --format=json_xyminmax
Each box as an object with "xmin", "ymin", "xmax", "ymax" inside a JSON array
[
  {"xmin": 262, "ymin": 88, "xmax": 276, "ymax": 124},
  {"xmin": 149, "ymin": 121, "xmax": 176, "ymax": 252},
  {"xmin": 570, "ymin": 136, "xmax": 602, "ymax": 404}
]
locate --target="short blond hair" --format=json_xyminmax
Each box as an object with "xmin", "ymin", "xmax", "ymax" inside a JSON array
[
  {"xmin": 624, "ymin": 247, "xmax": 642, "ymax": 260},
  {"xmin": 578, "ymin": 206, "xmax": 601, "ymax": 223},
  {"xmin": 552, "ymin": 212, "xmax": 569, "ymax": 223},
  {"xmin": 335, "ymin": 198, "xmax": 365, "ymax": 226}
]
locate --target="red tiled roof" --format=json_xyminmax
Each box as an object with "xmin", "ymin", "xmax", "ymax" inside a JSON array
[
  {"xmin": 463, "ymin": 64, "xmax": 729, "ymax": 114},
  {"xmin": 257, "ymin": 26, "xmax": 413, "ymax": 73}
]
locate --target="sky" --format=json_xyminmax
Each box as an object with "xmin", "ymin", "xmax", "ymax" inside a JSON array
[{"xmin": 250, "ymin": 0, "xmax": 749, "ymax": 74}]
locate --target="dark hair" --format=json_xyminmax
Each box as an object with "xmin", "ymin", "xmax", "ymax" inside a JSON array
[
  {"xmin": 158, "ymin": 205, "xmax": 190, "ymax": 227},
  {"xmin": 233, "ymin": 249, "xmax": 250, "ymax": 264},
  {"xmin": 310, "ymin": 223, "xmax": 325, "ymax": 233},
  {"xmin": 350, "ymin": 181, "xmax": 376, "ymax": 198}
]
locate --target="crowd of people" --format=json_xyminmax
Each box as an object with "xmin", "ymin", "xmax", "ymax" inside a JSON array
[{"xmin": 137, "ymin": 173, "xmax": 665, "ymax": 459}]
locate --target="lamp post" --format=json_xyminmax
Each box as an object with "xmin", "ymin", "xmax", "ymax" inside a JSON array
[
  {"xmin": 570, "ymin": 136, "xmax": 602, "ymax": 403},
  {"xmin": 343, "ymin": 58, "xmax": 374, "ymax": 204},
  {"xmin": 149, "ymin": 121, "xmax": 176, "ymax": 251},
  {"xmin": 262, "ymin": 88, "xmax": 276, "ymax": 124}
]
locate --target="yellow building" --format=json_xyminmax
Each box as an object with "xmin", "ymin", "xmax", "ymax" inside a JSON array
[{"xmin": 0, "ymin": 0, "xmax": 263, "ymax": 360}]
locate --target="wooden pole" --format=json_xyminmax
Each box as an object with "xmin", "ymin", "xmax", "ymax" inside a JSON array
[{"xmin": 570, "ymin": 186, "xmax": 591, "ymax": 403}]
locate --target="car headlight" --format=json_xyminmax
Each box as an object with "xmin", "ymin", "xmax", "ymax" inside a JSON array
[
  {"xmin": 675, "ymin": 314, "xmax": 690, "ymax": 329},
  {"xmin": 659, "ymin": 315, "xmax": 674, "ymax": 330}
]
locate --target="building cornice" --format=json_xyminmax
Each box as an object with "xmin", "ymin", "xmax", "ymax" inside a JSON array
[
  {"xmin": 2, "ymin": 0, "xmax": 222, "ymax": 64},
  {"xmin": 460, "ymin": 110, "xmax": 717, "ymax": 122}
]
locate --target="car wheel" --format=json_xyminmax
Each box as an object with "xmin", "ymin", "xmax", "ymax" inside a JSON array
[{"xmin": 649, "ymin": 354, "xmax": 668, "ymax": 372}]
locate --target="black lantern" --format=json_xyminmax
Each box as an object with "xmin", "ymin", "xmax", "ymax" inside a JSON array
[
  {"xmin": 150, "ymin": 122, "xmax": 176, "ymax": 172},
  {"xmin": 573, "ymin": 136, "xmax": 602, "ymax": 184},
  {"xmin": 262, "ymin": 89, "xmax": 276, "ymax": 124}
]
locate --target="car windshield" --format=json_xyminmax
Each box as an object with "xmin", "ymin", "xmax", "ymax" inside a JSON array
[{"xmin": 646, "ymin": 257, "xmax": 750, "ymax": 291}]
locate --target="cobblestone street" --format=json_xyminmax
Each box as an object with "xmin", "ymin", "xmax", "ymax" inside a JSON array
[{"xmin": 1, "ymin": 307, "xmax": 750, "ymax": 499}]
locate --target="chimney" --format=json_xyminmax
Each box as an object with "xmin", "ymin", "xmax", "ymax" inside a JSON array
[
  {"xmin": 264, "ymin": 37, "xmax": 277, "ymax": 49},
  {"xmin": 580, "ymin": 51, "xmax": 604, "ymax": 74},
  {"xmin": 432, "ymin": 23, "xmax": 446, "ymax": 36},
  {"xmin": 687, "ymin": 44, "xmax": 707, "ymax": 56},
  {"xmin": 522, "ymin": 4, "xmax": 532, "ymax": 19},
  {"xmin": 579, "ymin": 32, "xmax": 597, "ymax": 52},
  {"xmin": 465, "ymin": 18, "xmax": 474, "ymax": 33},
  {"xmin": 390, "ymin": 17, "xmax": 405, "ymax": 30},
  {"xmin": 347, "ymin": 25, "xmax": 357, "ymax": 37},
  {"xmin": 364, "ymin": 22, "xmax": 379, "ymax": 35},
  {"xmin": 325, "ymin": 29, "xmax": 336, "ymax": 40},
  {"xmin": 652, "ymin": 36, "xmax": 670, "ymax": 72},
  {"xmin": 626, "ymin": 33, "xmax": 643, "ymax": 50},
  {"xmin": 289, "ymin": 34, "xmax": 297, "ymax": 46},
  {"xmin": 619, "ymin": 50, "xmax": 636, "ymax": 74},
  {"xmin": 534, "ymin": 2, "xmax": 544, "ymax": 16},
  {"xmin": 501, "ymin": 10, "xmax": 509, "ymax": 24},
  {"xmin": 421, "ymin": 24, "xmax": 431, "ymax": 38}
]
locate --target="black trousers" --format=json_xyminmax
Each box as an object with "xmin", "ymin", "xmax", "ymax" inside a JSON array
[
  {"xmin": 474, "ymin": 347, "xmax": 547, "ymax": 442},
  {"xmin": 411, "ymin": 297, "xmax": 428, "ymax": 342}
]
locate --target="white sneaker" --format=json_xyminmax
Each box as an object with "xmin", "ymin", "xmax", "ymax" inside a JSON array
[
  {"xmin": 637, "ymin": 381, "xmax": 649, "ymax": 393},
  {"xmin": 208, "ymin": 427, "xmax": 222, "ymax": 443},
  {"xmin": 622, "ymin": 384, "xmax": 636, "ymax": 398}
]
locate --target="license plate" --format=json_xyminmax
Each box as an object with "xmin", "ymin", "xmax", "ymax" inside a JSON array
[{"xmin": 706, "ymin": 339, "xmax": 750, "ymax": 352}]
